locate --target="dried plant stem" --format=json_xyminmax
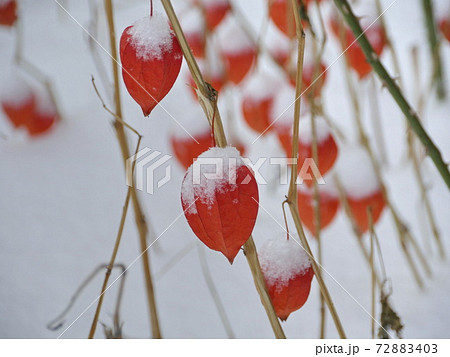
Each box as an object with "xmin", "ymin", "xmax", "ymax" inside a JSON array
[
  {"xmin": 103, "ymin": 0, "xmax": 161, "ymax": 339},
  {"xmin": 368, "ymin": 209, "xmax": 376, "ymax": 339},
  {"xmin": 309, "ymin": 36, "xmax": 327, "ymax": 339},
  {"xmin": 369, "ymin": 77, "xmax": 387, "ymax": 166},
  {"xmin": 421, "ymin": 0, "xmax": 446, "ymax": 99},
  {"xmin": 88, "ymin": 188, "xmax": 132, "ymax": 338},
  {"xmin": 311, "ymin": 111, "xmax": 326, "ymax": 338},
  {"xmin": 14, "ymin": 17, "xmax": 62, "ymax": 120},
  {"xmin": 161, "ymin": 0, "xmax": 285, "ymax": 339},
  {"xmin": 88, "ymin": 81, "xmax": 143, "ymax": 339},
  {"xmin": 47, "ymin": 264, "xmax": 127, "ymax": 333},
  {"xmin": 286, "ymin": 0, "xmax": 346, "ymax": 339},
  {"xmin": 197, "ymin": 245, "xmax": 236, "ymax": 338},
  {"xmin": 410, "ymin": 137, "xmax": 444, "ymax": 259},
  {"xmin": 408, "ymin": 50, "xmax": 445, "ymax": 260},
  {"xmin": 333, "ymin": 0, "xmax": 450, "ymax": 191}
]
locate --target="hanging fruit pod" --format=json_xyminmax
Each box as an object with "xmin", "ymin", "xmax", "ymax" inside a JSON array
[
  {"xmin": 335, "ymin": 146, "xmax": 386, "ymax": 233},
  {"xmin": 182, "ymin": 7, "xmax": 207, "ymax": 58},
  {"xmin": 268, "ymin": 0, "xmax": 321, "ymax": 38},
  {"xmin": 120, "ymin": 12, "xmax": 183, "ymax": 116},
  {"xmin": 439, "ymin": 17, "xmax": 450, "ymax": 43},
  {"xmin": 0, "ymin": 0, "xmax": 17, "ymax": 27},
  {"xmin": 186, "ymin": 45, "xmax": 227, "ymax": 98},
  {"xmin": 297, "ymin": 124, "xmax": 338, "ymax": 187},
  {"xmin": 266, "ymin": 25, "xmax": 291, "ymax": 67},
  {"xmin": 197, "ymin": 0, "xmax": 230, "ymax": 31},
  {"xmin": 241, "ymin": 72, "xmax": 282, "ymax": 135},
  {"xmin": 273, "ymin": 98, "xmax": 338, "ymax": 187},
  {"xmin": 26, "ymin": 91, "xmax": 57, "ymax": 136},
  {"xmin": 348, "ymin": 190, "xmax": 385, "ymax": 234},
  {"xmin": 298, "ymin": 188, "xmax": 340, "ymax": 236},
  {"xmin": 217, "ymin": 17, "xmax": 257, "ymax": 85},
  {"xmin": 285, "ymin": 44, "xmax": 328, "ymax": 99},
  {"xmin": 259, "ymin": 237, "xmax": 314, "ymax": 321},
  {"xmin": 329, "ymin": 11, "xmax": 386, "ymax": 79},
  {"xmin": 181, "ymin": 147, "xmax": 259, "ymax": 263},
  {"xmin": 170, "ymin": 110, "xmax": 214, "ymax": 169},
  {"xmin": 1, "ymin": 74, "xmax": 35, "ymax": 129}
]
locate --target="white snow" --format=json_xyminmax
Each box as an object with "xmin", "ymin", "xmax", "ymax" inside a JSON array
[
  {"xmin": 181, "ymin": 146, "xmax": 245, "ymax": 214},
  {"xmin": 241, "ymin": 71, "xmax": 281, "ymax": 102},
  {"xmin": 1, "ymin": 0, "xmax": 450, "ymax": 340},
  {"xmin": 200, "ymin": 0, "xmax": 229, "ymax": 7},
  {"xmin": 180, "ymin": 7, "xmax": 204, "ymax": 35},
  {"xmin": 126, "ymin": 12, "xmax": 176, "ymax": 61},
  {"xmin": 350, "ymin": 0, "xmax": 382, "ymax": 29},
  {"xmin": 271, "ymin": 84, "xmax": 309, "ymax": 130},
  {"xmin": 258, "ymin": 237, "xmax": 311, "ymax": 289},
  {"xmin": 34, "ymin": 90, "xmax": 57, "ymax": 117},
  {"xmin": 434, "ymin": 0, "xmax": 450, "ymax": 21},
  {"xmin": 298, "ymin": 116, "xmax": 332, "ymax": 145},
  {"xmin": 266, "ymin": 25, "xmax": 291, "ymax": 60},
  {"xmin": 0, "ymin": 72, "xmax": 34, "ymax": 107},
  {"xmin": 216, "ymin": 16, "xmax": 254, "ymax": 54},
  {"xmin": 170, "ymin": 104, "xmax": 211, "ymax": 139},
  {"xmin": 335, "ymin": 145, "xmax": 381, "ymax": 199}
]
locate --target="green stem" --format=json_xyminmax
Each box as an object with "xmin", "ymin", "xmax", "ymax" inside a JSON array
[
  {"xmin": 421, "ymin": 0, "xmax": 446, "ymax": 99},
  {"xmin": 333, "ymin": 0, "xmax": 450, "ymax": 191}
]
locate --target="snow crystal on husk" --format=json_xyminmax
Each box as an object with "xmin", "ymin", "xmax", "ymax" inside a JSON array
[
  {"xmin": 181, "ymin": 147, "xmax": 245, "ymax": 214},
  {"xmin": 259, "ymin": 237, "xmax": 311, "ymax": 289},
  {"xmin": 127, "ymin": 12, "xmax": 175, "ymax": 61}
]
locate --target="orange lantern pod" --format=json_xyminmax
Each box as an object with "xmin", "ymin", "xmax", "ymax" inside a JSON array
[
  {"xmin": 439, "ymin": 17, "xmax": 450, "ymax": 43},
  {"xmin": 26, "ymin": 92, "xmax": 57, "ymax": 136},
  {"xmin": 0, "ymin": 0, "xmax": 17, "ymax": 27},
  {"xmin": 268, "ymin": 0, "xmax": 321, "ymax": 38},
  {"xmin": 120, "ymin": 12, "xmax": 183, "ymax": 116},
  {"xmin": 218, "ymin": 17, "xmax": 257, "ymax": 85},
  {"xmin": 171, "ymin": 129, "xmax": 214, "ymax": 170},
  {"xmin": 336, "ymin": 146, "xmax": 386, "ymax": 234},
  {"xmin": 197, "ymin": 0, "xmax": 230, "ymax": 31},
  {"xmin": 181, "ymin": 147, "xmax": 259, "ymax": 263},
  {"xmin": 348, "ymin": 190, "xmax": 385, "ymax": 234},
  {"xmin": 298, "ymin": 189, "xmax": 340, "ymax": 236},
  {"xmin": 259, "ymin": 237, "xmax": 314, "ymax": 321},
  {"xmin": 1, "ymin": 75, "xmax": 36, "ymax": 129},
  {"xmin": 182, "ymin": 8, "xmax": 206, "ymax": 58},
  {"xmin": 329, "ymin": 15, "xmax": 385, "ymax": 79},
  {"xmin": 241, "ymin": 72, "xmax": 282, "ymax": 135}
]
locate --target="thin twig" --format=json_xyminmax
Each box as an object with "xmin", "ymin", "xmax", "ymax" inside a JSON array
[
  {"xmin": 88, "ymin": 188, "xmax": 132, "ymax": 338},
  {"xmin": 368, "ymin": 208, "xmax": 376, "ymax": 339},
  {"xmin": 421, "ymin": 0, "xmax": 446, "ymax": 99},
  {"xmin": 102, "ymin": 0, "xmax": 161, "ymax": 339},
  {"xmin": 47, "ymin": 264, "xmax": 127, "ymax": 333}
]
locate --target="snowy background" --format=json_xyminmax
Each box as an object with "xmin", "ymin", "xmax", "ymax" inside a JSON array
[{"xmin": 1, "ymin": 0, "xmax": 449, "ymax": 338}]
